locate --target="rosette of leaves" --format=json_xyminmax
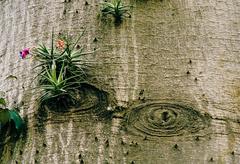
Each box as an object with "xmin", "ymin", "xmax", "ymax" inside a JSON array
[
  {"xmin": 101, "ymin": 0, "xmax": 132, "ymax": 23},
  {"xmin": 38, "ymin": 60, "xmax": 80, "ymax": 110},
  {"xmin": 0, "ymin": 98, "xmax": 24, "ymax": 145},
  {"xmin": 33, "ymin": 31, "xmax": 94, "ymax": 111}
]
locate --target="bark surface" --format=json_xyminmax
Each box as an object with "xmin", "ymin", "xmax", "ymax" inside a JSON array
[{"xmin": 0, "ymin": 0, "xmax": 240, "ymax": 163}]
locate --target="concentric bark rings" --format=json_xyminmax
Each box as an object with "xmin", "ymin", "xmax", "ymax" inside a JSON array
[{"xmin": 125, "ymin": 102, "xmax": 210, "ymax": 138}]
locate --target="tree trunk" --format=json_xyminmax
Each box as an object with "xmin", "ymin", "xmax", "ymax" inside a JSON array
[{"xmin": 0, "ymin": 0, "xmax": 240, "ymax": 163}]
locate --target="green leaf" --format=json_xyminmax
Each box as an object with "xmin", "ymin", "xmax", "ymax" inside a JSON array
[
  {"xmin": 0, "ymin": 109, "xmax": 10, "ymax": 127},
  {"xmin": 58, "ymin": 62, "xmax": 65, "ymax": 83},
  {"xmin": 51, "ymin": 29, "xmax": 54, "ymax": 58},
  {"xmin": 0, "ymin": 98, "xmax": 6, "ymax": 107},
  {"xmin": 101, "ymin": 0, "xmax": 131, "ymax": 22},
  {"xmin": 9, "ymin": 110, "xmax": 24, "ymax": 132},
  {"xmin": 51, "ymin": 60, "xmax": 57, "ymax": 82}
]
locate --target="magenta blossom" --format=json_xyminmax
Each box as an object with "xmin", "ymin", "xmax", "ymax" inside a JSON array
[{"xmin": 19, "ymin": 48, "xmax": 30, "ymax": 59}]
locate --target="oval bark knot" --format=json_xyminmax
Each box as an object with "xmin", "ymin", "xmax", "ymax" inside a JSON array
[
  {"xmin": 125, "ymin": 102, "xmax": 211, "ymax": 138},
  {"xmin": 43, "ymin": 83, "xmax": 112, "ymax": 118},
  {"xmin": 68, "ymin": 83, "xmax": 112, "ymax": 117}
]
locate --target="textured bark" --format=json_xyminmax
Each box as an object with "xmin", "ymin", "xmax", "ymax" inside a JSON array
[{"xmin": 0, "ymin": 0, "xmax": 240, "ymax": 163}]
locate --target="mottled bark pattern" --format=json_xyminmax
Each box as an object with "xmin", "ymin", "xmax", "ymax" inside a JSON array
[{"xmin": 0, "ymin": 0, "xmax": 240, "ymax": 163}]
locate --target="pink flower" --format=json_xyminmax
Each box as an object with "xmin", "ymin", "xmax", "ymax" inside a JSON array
[
  {"xmin": 56, "ymin": 40, "xmax": 65, "ymax": 49},
  {"xmin": 19, "ymin": 48, "xmax": 30, "ymax": 59}
]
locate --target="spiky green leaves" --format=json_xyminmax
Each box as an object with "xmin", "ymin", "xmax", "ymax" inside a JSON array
[
  {"xmin": 39, "ymin": 61, "xmax": 77, "ymax": 107},
  {"xmin": 33, "ymin": 31, "xmax": 94, "ymax": 111},
  {"xmin": 101, "ymin": 0, "xmax": 132, "ymax": 23}
]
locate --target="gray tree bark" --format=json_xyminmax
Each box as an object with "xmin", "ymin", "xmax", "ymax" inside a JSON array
[{"xmin": 0, "ymin": 0, "xmax": 240, "ymax": 163}]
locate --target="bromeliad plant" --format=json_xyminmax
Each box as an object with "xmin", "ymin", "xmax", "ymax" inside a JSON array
[
  {"xmin": 101, "ymin": 0, "xmax": 132, "ymax": 23},
  {"xmin": 31, "ymin": 31, "xmax": 94, "ymax": 111}
]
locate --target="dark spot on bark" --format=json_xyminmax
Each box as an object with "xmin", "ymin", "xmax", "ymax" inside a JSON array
[
  {"xmin": 204, "ymin": 113, "xmax": 212, "ymax": 119},
  {"xmin": 93, "ymin": 37, "xmax": 98, "ymax": 42},
  {"xmin": 124, "ymin": 151, "xmax": 129, "ymax": 155},
  {"xmin": 195, "ymin": 136, "xmax": 200, "ymax": 141},
  {"xmin": 95, "ymin": 136, "xmax": 98, "ymax": 142},
  {"xmin": 19, "ymin": 150, "xmax": 23, "ymax": 155},
  {"xmin": 209, "ymin": 157, "xmax": 213, "ymax": 162},
  {"xmin": 36, "ymin": 150, "xmax": 39, "ymax": 154},
  {"xmin": 195, "ymin": 77, "xmax": 198, "ymax": 81},
  {"xmin": 162, "ymin": 111, "xmax": 170, "ymax": 122},
  {"xmin": 21, "ymin": 101, "xmax": 24, "ymax": 106},
  {"xmin": 143, "ymin": 136, "xmax": 147, "ymax": 140},
  {"xmin": 80, "ymin": 159, "xmax": 84, "ymax": 164},
  {"xmin": 79, "ymin": 154, "xmax": 82, "ymax": 159},
  {"xmin": 187, "ymin": 71, "xmax": 190, "ymax": 75},
  {"xmin": 189, "ymin": 59, "xmax": 192, "ymax": 64},
  {"xmin": 174, "ymin": 144, "xmax": 178, "ymax": 149},
  {"xmin": 76, "ymin": 45, "xmax": 80, "ymax": 49},
  {"xmin": 121, "ymin": 140, "xmax": 125, "ymax": 145},
  {"xmin": 85, "ymin": 1, "xmax": 89, "ymax": 5},
  {"xmin": 63, "ymin": 9, "xmax": 66, "ymax": 15},
  {"xmin": 129, "ymin": 141, "xmax": 138, "ymax": 147},
  {"xmin": 105, "ymin": 139, "xmax": 109, "ymax": 147},
  {"xmin": 237, "ymin": 119, "xmax": 240, "ymax": 124},
  {"xmin": 231, "ymin": 151, "xmax": 234, "ymax": 155},
  {"xmin": 10, "ymin": 150, "xmax": 13, "ymax": 155},
  {"xmin": 76, "ymin": 10, "xmax": 79, "ymax": 14},
  {"xmin": 139, "ymin": 89, "xmax": 144, "ymax": 95},
  {"xmin": 43, "ymin": 143, "xmax": 47, "ymax": 147},
  {"xmin": 131, "ymin": 161, "xmax": 135, "ymax": 164},
  {"xmin": 15, "ymin": 161, "xmax": 18, "ymax": 164},
  {"xmin": 139, "ymin": 96, "xmax": 145, "ymax": 102}
]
